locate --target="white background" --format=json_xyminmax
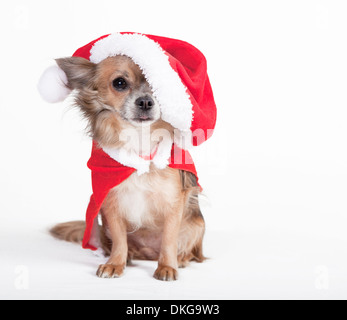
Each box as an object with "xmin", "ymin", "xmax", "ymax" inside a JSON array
[{"xmin": 0, "ymin": 0, "xmax": 346, "ymax": 300}]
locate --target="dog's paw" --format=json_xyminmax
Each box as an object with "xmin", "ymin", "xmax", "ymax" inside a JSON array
[
  {"xmin": 154, "ymin": 265, "xmax": 178, "ymax": 281},
  {"xmin": 96, "ymin": 264, "xmax": 125, "ymax": 279},
  {"xmin": 178, "ymin": 254, "xmax": 192, "ymax": 268},
  {"xmin": 178, "ymin": 260, "xmax": 190, "ymax": 269}
]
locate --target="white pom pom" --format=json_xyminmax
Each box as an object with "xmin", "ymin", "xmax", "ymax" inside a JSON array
[{"xmin": 37, "ymin": 65, "xmax": 72, "ymax": 103}]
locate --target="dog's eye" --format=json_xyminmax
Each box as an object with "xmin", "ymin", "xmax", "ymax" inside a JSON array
[{"xmin": 112, "ymin": 78, "xmax": 128, "ymax": 91}]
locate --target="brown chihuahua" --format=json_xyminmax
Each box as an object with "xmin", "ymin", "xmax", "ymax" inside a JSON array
[{"xmin": 50, "ymin": 55, "xmax": 206, "ymax": 281}]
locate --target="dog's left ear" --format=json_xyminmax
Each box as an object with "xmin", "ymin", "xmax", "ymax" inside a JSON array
[{"xmin": 38, "ymin": 57, "xmax": 96, "ymax": 104}]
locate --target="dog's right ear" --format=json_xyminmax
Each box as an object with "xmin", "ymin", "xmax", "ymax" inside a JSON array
[
  {"xmin": 55, "ymin": 57, "xmax": 96, "ymax": 91},
  {"xmin": 38, "ymin": 57, "xmax": 96, "ymax": 103}
]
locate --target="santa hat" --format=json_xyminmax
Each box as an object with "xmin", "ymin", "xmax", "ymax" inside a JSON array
[{"xmin": 38, "ymin": 32, "xmax": 217, "ymax": 147}]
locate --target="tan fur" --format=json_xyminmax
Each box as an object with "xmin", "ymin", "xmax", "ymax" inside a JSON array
[
  {"xmin": 97, "ymin": 165, "xmax": 205, "ymax": 280},
  {"xmin": 51, "ymin": 55, "xmax": 206, "ymax": 281},
  {"xmin": 50, "ymin": 221, "xmax": 85, "ymax": 244}
]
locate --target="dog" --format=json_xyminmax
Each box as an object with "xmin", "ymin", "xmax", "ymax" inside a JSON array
[
  {"xmin": 39, "ymin": 33, "xmax": 217, "ymax": 281},
  {"xmin": 49, "ymin": 55, "xmax": 206, "ymax": 281}
]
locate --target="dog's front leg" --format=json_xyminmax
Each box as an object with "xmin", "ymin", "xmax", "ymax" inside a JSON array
[
  {"xmin": 154, "ymin": 202, "xmax": 184, "ymax": 281},
  {"xmin": 97, "ymin": 193, "xmax": 128, "ymax": 279}
]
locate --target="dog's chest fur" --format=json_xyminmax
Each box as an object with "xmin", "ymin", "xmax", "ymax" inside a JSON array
[{"xmin": 112, "ymin": 166, "xmax": 181, "ymax": 229}]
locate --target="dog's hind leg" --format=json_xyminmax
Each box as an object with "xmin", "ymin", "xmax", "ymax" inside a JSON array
[
  {"xmin": 177, "ymin": 210, "xmax": 206, "ymax": 268},
  {"xmin": 176, "ymin": 170, "xmax": 206, "ymax": 268}
]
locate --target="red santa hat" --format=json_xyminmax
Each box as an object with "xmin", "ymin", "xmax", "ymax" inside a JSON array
[{"xmin": 38, "ymin": 32, "xmax": 217, "ymax": 148}]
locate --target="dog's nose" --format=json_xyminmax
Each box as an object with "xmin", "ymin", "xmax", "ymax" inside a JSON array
[{"xmin": 135, "ymin": 96, "xmax": 154, "ymax": 111}]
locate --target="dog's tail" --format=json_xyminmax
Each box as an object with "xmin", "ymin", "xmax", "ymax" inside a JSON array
[{"xmin": 50, "ymin": 221, "xmax": 85, "ymax": 244}]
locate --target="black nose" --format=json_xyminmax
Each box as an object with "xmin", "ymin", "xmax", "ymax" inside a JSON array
[{"xmin": 135, "ymin": 96, "xmax": 154, "ymax": 111}]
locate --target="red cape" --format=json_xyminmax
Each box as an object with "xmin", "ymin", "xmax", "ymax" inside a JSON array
[{"xmin": 82, "ymin": 143, "xmax": 199, "ymax": 250}]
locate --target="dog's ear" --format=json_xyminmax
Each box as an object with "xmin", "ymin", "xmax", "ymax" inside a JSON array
[{"xmin": 55, "ymin": 57, "xmax": 96, "ymax": 90}]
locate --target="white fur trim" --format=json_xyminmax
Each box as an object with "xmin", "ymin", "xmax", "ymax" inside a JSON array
[
  {"xmin": 103, "ymin": 136, "xmax": 174, "ymax": 175},
  {"xmin": 151, "ymin": 130, "xmax": 174, "ymax": 169},
  {"xmin": 103, "ymin": 147, "xmax": 151, "ymax": 176},
  {"xmin": 90, "ymin": 33, "xmax": 193, "ymax": 132},
  {"xmin": 37, "ymin": 65, "xmax": 71, "ymax": 103}
]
